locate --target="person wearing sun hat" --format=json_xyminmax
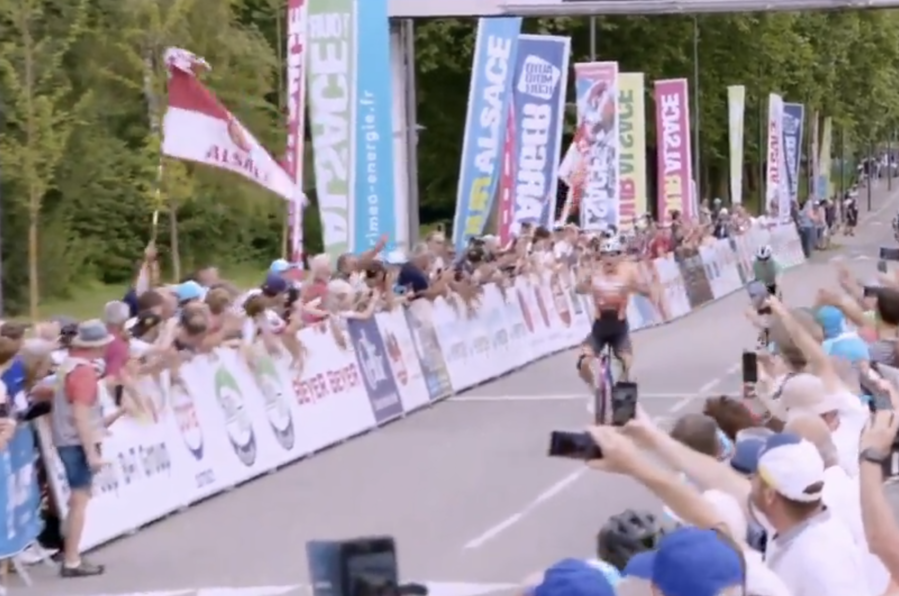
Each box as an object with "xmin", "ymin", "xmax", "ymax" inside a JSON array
[{"xmin": 622, "ymin": 526, "xmax": 744, "ymax": 596}]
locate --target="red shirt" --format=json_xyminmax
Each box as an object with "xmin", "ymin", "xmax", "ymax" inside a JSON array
[
  {"xmin": 65, "ymin": 364, "xmax": 99, "ymax": 407},
  {"xmin": 104, "ymin": 330, "xmax": 129, "ymax": 379},
  {"xmin": 647, "ymin": 234, "xmax": 671, "ymax": 259},
  {"xmin": 300, "ymin": 279, "xmax": 329, "ymax": 324}
]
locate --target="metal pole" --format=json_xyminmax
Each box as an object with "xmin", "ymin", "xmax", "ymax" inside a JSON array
[
  {"xmin": 839, "ymin": 127, "xmax": 845, "ymax": 198},
  {"xmin": 402, "ymin": 19, "xmax": 420, "ymax": 246},
  {"xmin": 889, "ymin": 130, "xmax": 893, "ymax": 191},
  {"xmin": 868, "ymin": 141, "xmax": 874, "ymax": 212},
  {"xmin": 692, "ymin": 17, "xmax": 701, "ymax": 211},
  {"xmin": 758, "ymin": 85, "xmax": 765, "ymax": 215},
  {"xmin": 589, "ymin": 17, "xmax": 597, "ymax": 60}
]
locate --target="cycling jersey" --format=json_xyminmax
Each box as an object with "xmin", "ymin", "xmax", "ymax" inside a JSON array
[{"xmin": 752, "ymin": 258, "xmax": 782, "ymax": 286}]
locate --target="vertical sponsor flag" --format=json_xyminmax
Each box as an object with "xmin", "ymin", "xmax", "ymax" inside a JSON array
[
  {"xmin": 573, "ymin": 61, "xmax": 620, "ymax": 232},
  {"xmin": 556, "ymin": 142, "xmax": 578, "ymax": 223},
  {"xmin": 818, "ymin": 117, "xmax": 833, "ymax": 202},
  {"xmin": 497, "ymin": 108, "xmax": 516, "ymax": 245},
  {"xmin": 727, "ymin": 85, "xmax": 745, "ymax": 205},
  {"xmin": 617, "ymin": 72, "xmax": 646, "ymax": 230},
  {"xmin": 354, "ymin": 0, "xmax": 396, "ymax": 252},
  {"xmin": 809, "ymin": 111, "xmax": 819, "ymax": 200},
  {"xmin": 654, "ymin": 78, "xmax": 693, "ymax": 222},
  {"xmin": 285, "ymin": 0, "xmax": 308, "ymax": 263},
  {"xmin": 307, "ymin": 0, "xmax": 356, "ymax": 259},
  {"xmin": 782, "ymin": 103, "xmax": 804, "ymax": 206},
  {"xmin": 452, "ymin": 18, "xmax": 522, "ymax": 252},
  {"xmin": 507, "ymin": 34, "xmax": 570, "ymax": 234},
  {"xmin": 764, "ymin": 93, "xmax": 788, "ymax": 218}
]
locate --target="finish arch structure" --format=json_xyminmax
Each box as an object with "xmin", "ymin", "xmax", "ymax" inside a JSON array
[{"xmin": 387, "ymin": 0, "xmax": 897, "ymax": 242}]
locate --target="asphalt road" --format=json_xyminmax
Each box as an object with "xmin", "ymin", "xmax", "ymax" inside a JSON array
[{"xmin": 16, "ymin": 181, "xmax": 899, "ymax": 596}]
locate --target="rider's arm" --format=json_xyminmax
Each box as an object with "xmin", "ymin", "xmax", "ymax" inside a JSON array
[{"xmin": 768, "ymin": 297, "xmax": 843, "ymax": 393}]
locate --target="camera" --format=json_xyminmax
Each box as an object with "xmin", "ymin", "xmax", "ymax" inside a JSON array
[{"xmin": 307, "ymin": 537, "xmax": 426, "ymax": 596}]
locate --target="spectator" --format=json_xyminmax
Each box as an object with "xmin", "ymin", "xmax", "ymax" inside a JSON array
[
  {"xmin": 175, "ymin": 280, "xmax": 206, "ymax": 308},
  {"xmin": 398, "ymin": 244, "xmax": 446, "ymax": 300},
  {"xmin": 50, "ymin": 320, "xmax": 127, "ymax": 577},
  {"xmin": 102, "ymin": 301, "xmax": 131, "ymax": 383},
  {"xmin": 301, "ymin": 254, "xmax": 333, "ymax": 324}
]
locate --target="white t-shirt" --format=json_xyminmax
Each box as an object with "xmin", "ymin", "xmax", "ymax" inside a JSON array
[
  {"xmin": 766, "ymin": 510, "xmax": 870, "ymax": 596},
  {"xmin": 830, "ymin": 390, "xmax": 868, "ymax": 477},
  {"xmin": 745, "ymin": 550, "xmax": 793, "ymax": 596}
]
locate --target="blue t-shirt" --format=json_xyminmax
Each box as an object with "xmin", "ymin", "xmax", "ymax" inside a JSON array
[
  {"xmin": 823, "ymin": 332, "xmax": 870, "ymax": 363},
  {"xmin": 397, "ymin": 263, "xmax": 430, "ymax": 295},
  {"xmin": 2, "ymin": 357, "xmax": 26, "ymax": 411}
]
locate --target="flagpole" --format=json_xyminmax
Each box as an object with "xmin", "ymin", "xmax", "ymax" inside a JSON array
[
  {"xmin": 589, "ymin": 17, "xmax": 596, "ymax": 60},
  {"xmin": 692, "ymin": 16, "xmax": 701, "ymax": 212}
]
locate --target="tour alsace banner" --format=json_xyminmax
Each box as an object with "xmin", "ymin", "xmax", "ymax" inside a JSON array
[
  {"xmin": 354, "ymin": 0, "xmax": 396, "ymax": 251},
  {"xmin": 654, "ymin": 78, "xmax": 693, "ymax": 222},
  {"xmin": 765, "ymin": 93, "xmax": 790, "ymax": 219},
  {"xmin": 307, "ymin": 0, "xmax": 356, "ymax": 259},
  {"xmin": 573, "ymin": 61, "xmax": 620, "ymax": 232},
  {"xmin": 285, "ymin": 0, "xmax": 308, "ymax": 262},
  {"xmin": 727, "ymin": 85, "xmax": 745, "ymax": 205},
  {"xmin": 782, "ymin": 103, "xmax": 805, "ymax": 205},
  {"xmin": 817, "ymin": 117, "xmax": 833, "ymax": 202},
  {"xmin": 452, "ymin": 17, "xmax": 522, "ymax": 252},
  {"xmin": 506, "ymin": 34, "xmax": 570, "ymax": 233},
  {"xmin": 617, "ymin": 72, "xmax": 646, "ymax": 231}
]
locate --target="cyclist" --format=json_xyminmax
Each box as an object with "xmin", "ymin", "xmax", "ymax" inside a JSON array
[
  {"xmin": 752, "ymin": 244, "xmax": 782, "ymax": 299},
  {"xmin": 596, "ymin": 509, "xmax": 666, "ymax": 573},
  {"xmin": 575, "ymin": 236, "xmax": 656, "ymax": 384}
]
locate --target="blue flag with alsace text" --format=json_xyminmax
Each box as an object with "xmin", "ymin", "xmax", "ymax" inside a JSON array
[
  {"xmin": 509, "ymin": 35, "xmax": 570, "ymax": 231},
  {"xmin": 782, "ymin": 103, "xmax": 804, "ymax": 205}
]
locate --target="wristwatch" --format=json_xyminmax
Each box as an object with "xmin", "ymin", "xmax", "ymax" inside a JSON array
[{"xmin": 859, "ymin": 448, "xmax": 890, "ymax": 465}]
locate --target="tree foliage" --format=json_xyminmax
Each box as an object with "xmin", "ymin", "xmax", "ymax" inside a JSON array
[{"xmin": 0, "ymin": 4, "xmax": 897, "ymax": 314}]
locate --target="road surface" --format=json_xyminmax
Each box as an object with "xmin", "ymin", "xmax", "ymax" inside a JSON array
[{"xmin": 18, "ymin": 184, "xmax": 899, "ymax": 596}]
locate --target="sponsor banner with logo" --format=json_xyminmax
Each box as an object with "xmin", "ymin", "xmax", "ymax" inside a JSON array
[
  {"xmin": 28, "ymin": 225, "xmax": 806, "ymax": 554},
  {"xmin": 347, "ymin": 318, "xmax": 404, "ymax": 423},
  {"xmin": 573, "ymin": 61, "xmax": 620, "ymax": 232},
  {"xmin": 654, "ymin": 78, "xmax": 693, "ymax": 222},
  {"xmin": 507, "ymin": 34, "xmax": 570, "ymax": 233},
  {"xmin": 809, "ymin": 110, "xmax": 819, "ymax": 201},
  {"xmin": 0, "ymin": 425, "xmax": 42, "ymax": 558},
  {"xmin": 285, "ymin": 0, "xmax": 308, "ymax": 261},
  {"xmin": 617, "ymin": 73, "xmax": 646, "ymax": 230},
  {"xmin": 307, "ymin": 0, "xmax": 357, "ymax": 259},
  {"xmin": 353, "ymin": 0, "xmax": 397, "ymax": 251},
  {"xmin": 782, "ymin": 103, "xmax": 804, "ymax": 206},
  {"xmin": 452, "ymin": 17, "xmax": 522, "ymax": 252},
  {"xmin": 497, "ymin": 108, "xmax": 516, "ymax": 246},
  {"xmin": 727, "ymin": 85, "xmax": 745, "ymax": 205},
  {"xmin": 765, "ymin": 93, "xmax": 789, "ymax": 220},
  {"xmin": 817, "ymin": 116, "xmax": 833, "ymax": 202}
]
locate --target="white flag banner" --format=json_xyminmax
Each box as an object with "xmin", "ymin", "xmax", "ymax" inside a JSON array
[{"xmin": 162, "ymin": 47, "xmax": 297, "ymax": 201}]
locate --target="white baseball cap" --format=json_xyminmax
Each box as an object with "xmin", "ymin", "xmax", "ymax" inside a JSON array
[{"xmin": 756, "ymin": 433, "xmax": 825, "ymax": 502}]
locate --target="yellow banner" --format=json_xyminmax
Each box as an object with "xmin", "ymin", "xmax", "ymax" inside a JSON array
[{"xmin": 617, "ymin": 73, "xmax": 646, "ymax": 231}]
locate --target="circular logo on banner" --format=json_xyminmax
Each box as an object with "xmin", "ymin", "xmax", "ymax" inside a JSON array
[
  {"xmin": 171, "ymin": 377, "xmax": 204, "ymax": 461},
  {"xmin": 550, "ymin": 277, "xmax": 572, "ymax": 327},
  {"xmin": 517, "ymin": 290, "xmax": 534, "ymax": 333},
  {"xmin": 213, "ymin": 366, "xmax": 257, "ymax": 467},
  {"xmin": 250, "ymin": 354, "xmax": 295, "ymax": 452},
  {"xmin": 534, "ymin": 288, "xmax": 551, "ymax": 327}
]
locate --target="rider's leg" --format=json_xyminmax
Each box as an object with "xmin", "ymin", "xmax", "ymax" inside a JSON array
[
  {"xmin": 578, "ymin": 324, "xmax": 603, "ymax": 387},
  {"xmin": 613, "ymin": 327, "xmax": 633, "ymax": 382}
]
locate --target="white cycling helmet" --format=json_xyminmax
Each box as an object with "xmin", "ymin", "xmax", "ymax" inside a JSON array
[
  {"xmin": 756, "ymin": 245, "xmax": 773, "ymax": 260},
  {"xmin": 599, "ymin": 238, "xmax": 622, "ymax": 255}
]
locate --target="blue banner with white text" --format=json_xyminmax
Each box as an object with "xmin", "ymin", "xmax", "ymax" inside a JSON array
[
  {"xmin": 508, "ymin": 35, "xmax": 570, "ymax": 231},
  {"xmin": 451, "ymin": 17, "xmax": 522, "ymax": 252},
  {"xmin": 782, "ymin": 103, "xmax": 804, "ymax": 205},
  {"xmin": 353, "ymin": 0, "xmax": 397, "ymax": 252},
  {"xmin": 0, "ymin": 426, "xmax": 42, "ymax": 558}
]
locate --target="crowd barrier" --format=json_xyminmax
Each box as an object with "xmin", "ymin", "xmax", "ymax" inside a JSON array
[{"xmin": 3, "ymin": 224, "xmax": 804, "ymax": 555}]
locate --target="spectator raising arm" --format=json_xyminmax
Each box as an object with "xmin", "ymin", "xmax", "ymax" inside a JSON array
[{"xmin": 860, "ymin": 411, "xmax": 899, "ymax": 579}]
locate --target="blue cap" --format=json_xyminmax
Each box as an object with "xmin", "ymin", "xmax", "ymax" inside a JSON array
[
  {"xmin": 623, "ymin": 527, "xmax": 744, "ymax": 596},
  {"xmin": 533, "ymin": 558, "xmax": 616, "ymax": 596},
  {"xmin": 730, "ymin": 438, "xmax": 765, "ymax": 475},
  {"xmin": 176, "ymin": 281, "xmax": 205, "ymax": 303},
  {"xmin": 269, "ymin": 258, "xmax": 298, "ymax": 274},
  {"xmin": 261, "ymin": 273, "xmax": 288, "ymax": 295},
  {"xmin": 815, "ymin": 306, "xmax": 845, "ymax": 340}
]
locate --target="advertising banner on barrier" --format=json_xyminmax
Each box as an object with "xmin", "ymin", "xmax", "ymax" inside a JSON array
[
  {"xmin": 354, "ymin": 0, "xmax": 397, "ymax": 251},
  {"xmin": 0, "ymin": 426, "xmax": 41, "ymax": 558},
  {"xmin": 783, "ymin": 103, "xmax": 804, "ymax": 206},
  {"xmin": 348, "ymin": 318, "xmax": 404, "ymax": 423},
  {"xmin": 452, "ymin": 17, "xmax": 522, "ymax": 252},
  {"xmin": 654, "ymin": 78, "xmax": 693, "ymax": 222},
  {"xmin": 617, "ymin": 72, "xmax": 646, "ymax": 230},
  {"xmin": 497, "ymin": 108, "xmax": 516, "ymax": 245},
  {"xmin": 765, "ymin": 93, "xmax": 790, "ymax": 219},
  {"xmin": 285, "ymin": 0, "xmax": 308, "ymax": 261},
  {"xmin": 573, "ymin": 61, "xmax": 620, "ymax": 232},
  {"xmin": 508, "ymin": 34, "xmax": 570, "ymax": 232},
  {"xmin": 404, "ymin": 301, "xmax": 453, "ymax": 400},
  {"xmin": 727, "ymin": 85, "xmax": 745, "ymax": 205},
  {"xmin": 818, "ymin": 116, "xmax": 833, "ymax": 202},
  {"xmin": 675, "ymin": 247, "xmax": 714, "ymax": 310},
  {"xmin": 307, "ymin": 0, "xmax": 356, "ymax": 258}
]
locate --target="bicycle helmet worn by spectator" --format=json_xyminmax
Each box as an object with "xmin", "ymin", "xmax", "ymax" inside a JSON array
[
  {"xmin": 597, "ymin": 509, "xmax": 665, "ymax": 571},
  {"xmin": 755, "ymin": 245, "xmax": 772, "ymax": 260},
  {"xmin": 599, "ymin": 238, "xmax": 622, "ymax": 255}
]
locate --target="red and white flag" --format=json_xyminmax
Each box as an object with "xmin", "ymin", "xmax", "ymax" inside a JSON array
[{"xmin": 161, "ymin": 47, "xmax": 297, "ymax": 202}]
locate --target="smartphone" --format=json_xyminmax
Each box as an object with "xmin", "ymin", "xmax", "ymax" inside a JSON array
[
  {"xmin": 742, "ymin": 351, "xmax": 759, "ymax": 384},
  {"xmin": 879, "ymin": 260, "xmax": 889, "ymax": 274},
  {"xmin": 610, "ymin": 382, "xmax": 638, "ymax": 426},
  {"xmin": 881, "ymin": 247, "xmax": 899, "ymax": 262},
  {"xmin": 307, "ymin": 540, "xmax": 344, "ymax": 596},
  {"xmin": 0, "ymin": 402, "xmax": 11, "ymax": 418},
  {"xmin": 342, "ymin": 537, "xmax": 399, "ymax": 596},
  {"xmin": 548, "ymin": 430, "xmax": 602, "ymax": 460}
]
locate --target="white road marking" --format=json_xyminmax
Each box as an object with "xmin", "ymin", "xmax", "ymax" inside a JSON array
[{"xmin": 669, "ymin": 362, "xmax": 741, "ymax": 413}]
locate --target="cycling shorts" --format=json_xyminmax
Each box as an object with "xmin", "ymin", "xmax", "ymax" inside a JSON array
[{"xmin": 584, "ymin": 315, "xmax": 631, "ymax": 357}]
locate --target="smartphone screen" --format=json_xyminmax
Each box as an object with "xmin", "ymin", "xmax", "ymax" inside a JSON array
[
  {"xmin": 306, "ymin": 541, "xmax": 343, "ymax": 596},
  {"xmin": 548, "ymin": 431, "xmax": 602, "ymax": 460},
  {"xmin": 611, "ymin": 382, "xmax": 637, "ymax": 426},
  {"xmin": 881, "ymin": 247, "xmax": 899, "ymax": 262},
  {"xmin": 879, "ymin": 260, "xmax": 889, "ymax": 274},
  {"xmin": 742, "ymin": 352, "xmax": 759, "ymax": 384},
  {"xmin": 342, "ymin": 538, "xmax": 399, "ymax": 596}
]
